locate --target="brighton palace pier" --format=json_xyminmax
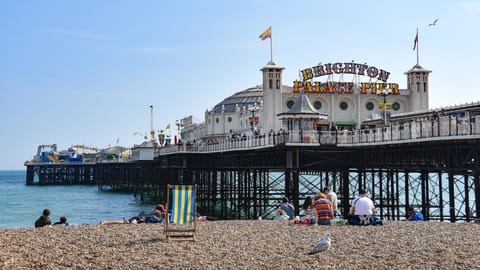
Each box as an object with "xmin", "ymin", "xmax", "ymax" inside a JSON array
[{"xmin": 25, "ymin": 59, "xmax": 480, "ymax": 222}]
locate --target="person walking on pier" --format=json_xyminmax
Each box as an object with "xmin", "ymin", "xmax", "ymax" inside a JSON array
[{"xmin": 35, "ymin": 209, "xmax": 52, "ymax": 228}]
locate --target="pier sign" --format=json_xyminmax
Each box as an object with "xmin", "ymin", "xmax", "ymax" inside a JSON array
[{"xmin": 293, "ymin": 61, "xmax": 399, "ymax": 95}]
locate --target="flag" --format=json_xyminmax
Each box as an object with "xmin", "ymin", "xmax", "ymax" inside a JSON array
[
  {"xmin": 259, "ymin": 26, "xmax": 272, "ymax": 40},
  {"xmin": 164, "ymin": 124, "xmax": 170, "ymax": 131},
  {"xmin": 413, "ymin": 30, "xmax": 418, "ymax": 50}
]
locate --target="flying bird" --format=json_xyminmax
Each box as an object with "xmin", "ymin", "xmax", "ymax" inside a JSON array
[
  {"xmin": 428, "ymin": 18, "xmax": 439, "ymax": 26},
  {"xmin": 307, "ymin": 233, "xmax": 331, "ymax": 255}
]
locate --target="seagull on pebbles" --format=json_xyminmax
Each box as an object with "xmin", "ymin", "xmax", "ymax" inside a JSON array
[{"xmin": 307, "ymin": 233, "xmax": 331, "ymax": 255}]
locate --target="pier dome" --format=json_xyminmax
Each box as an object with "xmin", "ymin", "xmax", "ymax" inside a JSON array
[{"xmin": 212, "ymin": 86, "xmax": 263, "ymax": 113}]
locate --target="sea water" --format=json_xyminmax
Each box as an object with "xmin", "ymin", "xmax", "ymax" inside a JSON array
[{"xmin": 0, "ymin": 170, "xmax": 156, "ymax": 229}]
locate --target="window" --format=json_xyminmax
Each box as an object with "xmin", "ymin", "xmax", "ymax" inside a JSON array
[
  {"xmin": 392, "ymin": 102, "xmax": 401, "ymax": 111},
  {"xmin": 276, "ymin": 79, "xmax": 280, "ymax": 89},
  {"xmin": 313, "ymin": 101, "xmax": 322, "ymax": 110},
  {"xmin": 287, "ymin": 100, "xmax": 295, "ymax": 109},
  {"xmin": 269, "ymin": 79, "xmax": 273, "ymax": 89},
  {"xmin": 215, "ymin": 118, "xmax": 219, "ymax": 123},
  {"xmin": 339, "ymin": 101, "xmax": 348, "ymax": 110},
  {"xmin": 227, "ymin": 117, "xmax": 232, "ymax": 122},
  {"xmin": 366, "ymin": 102, "xmax": 374, "ymax": 111}
]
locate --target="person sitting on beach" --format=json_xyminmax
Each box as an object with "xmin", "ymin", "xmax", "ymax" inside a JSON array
[
  {"xmin": 279, "ymin": 196, "xmax": 295, "ymax": 220},
  {"xmin": 323, "ymin": 186, "xmax": 338, "ymax": 216},
  {"xmin": 312, "ymin": 192, "xmax": 334, "ymax": 225},
  {"xmin": 53, "ymin": 216, "xmax": 70, "ymax": 226},
  {"xmin": 143, "ymin": 204, "xmax": 165, "ymax": 223},
  {"xmin": 100, "ymin": 204, "xmax": 166, "ymax": 225},
  {"xmin": 406, "ymin": 207, "xmax": 424, "ymax": 221},
  {"xmin": 35, "ymin": 209, "xmax": 52, "ymax": 228},
  {"xmin": 99, "ymin": 219, "xmax": 128, "ymax": 225},
  {"xmin": 349, "ymin": 189, "xmax": 376, "ymax": 225},
  {"xmin": 274, "ymin": 208, "xmax": 290, "ymax": 221},
  {"xmin": 301, "ymin": 196, "xmax": 314, "ymax": 223}
]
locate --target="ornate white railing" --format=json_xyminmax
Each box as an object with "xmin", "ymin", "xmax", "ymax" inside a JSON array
[{"xmin": 157, "ymin": 115, "xmax": 480, "ymax": 155}]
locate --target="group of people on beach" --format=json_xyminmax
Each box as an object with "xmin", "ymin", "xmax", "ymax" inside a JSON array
[
  {"xmin": 34, "ymin": 209, "xmax": 70, "ymax": 228},
  {"xmin": 275, "ymin": 186, "xmax": 339, "ymax": 225},
  {"xmin": 275, "ymin": 186, "xmax": 424, "ymax": 226},
  {"xmin": 34, "ymin": 202, "xmax": 212, "ymax": 228}
]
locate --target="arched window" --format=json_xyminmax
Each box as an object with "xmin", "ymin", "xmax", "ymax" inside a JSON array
[
  {"xmin": 269, "ymin": 79, "xmax": 273, "ymax": 89},
  {"xmin": 276, "ymin": 79, "xmax": 280, "ymax": 89}
]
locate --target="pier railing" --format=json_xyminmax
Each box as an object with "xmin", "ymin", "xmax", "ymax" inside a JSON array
[{"xmin": 158, "ymin": 115, "xmax": 480, "ymax": 155}]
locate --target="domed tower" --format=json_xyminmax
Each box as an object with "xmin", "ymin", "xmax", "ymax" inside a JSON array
[
  {"xmin": 404, "ymin": 64, "xmax": 431, "ymax": 112},
  {"xmin": 261, "ymin": 61, "xmax": 285, "ymax": 132}
]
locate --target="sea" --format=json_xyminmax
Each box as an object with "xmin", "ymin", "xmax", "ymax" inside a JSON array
[{"xmin": 0, "ymin": 170, "xmax": 156, "ymax": 229}]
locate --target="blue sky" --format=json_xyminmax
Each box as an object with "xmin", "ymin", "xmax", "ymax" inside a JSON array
[{"xmin": 1, "ymin": 0, "xmax": 479, "ymax": 170}]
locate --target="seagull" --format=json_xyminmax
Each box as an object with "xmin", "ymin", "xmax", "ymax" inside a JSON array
[
  {"xmin": 428, "ymin": 18, "xmax": 439, "ymax": 26},
  {"xmin": 307, "ymin": 233, "xmax": 331, "ymax": 255}
]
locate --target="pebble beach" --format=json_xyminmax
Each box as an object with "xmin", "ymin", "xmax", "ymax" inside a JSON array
[{"xmin": 1, "ymin": 220, "xmax": 479, "ymax": 269}]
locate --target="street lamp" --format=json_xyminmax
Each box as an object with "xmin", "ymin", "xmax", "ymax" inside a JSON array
[
  {"xmin": 175, "ymin": 119, "xmax": 183, "ymax": 141},
  {"xmin": 248, "ymin": 102, "xmax": 260, "ymax": 135},
  {"xmin": 378, "ymin": 89, "xmax": 390, "ymax": 126}
]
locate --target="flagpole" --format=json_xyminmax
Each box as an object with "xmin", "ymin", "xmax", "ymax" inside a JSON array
[
  {"xmin": 270, "ymin": 30, "xmax": 273, "ymax": 63},
  {"xmin": 416, "ymin": 28, "xmax": 419, "ymax": 65}
]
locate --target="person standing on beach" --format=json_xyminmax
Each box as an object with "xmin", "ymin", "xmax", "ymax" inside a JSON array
[
  {"xmin": 323, "ymin": 187, "xmax": 338, "ymax": 216},
  {"xmin": 279, "ymin": 197, "xmax": 295, "ymax": 220},
  {"xmin": 34, "ymin": 209, "xmax": 52, "ymax": 228}
]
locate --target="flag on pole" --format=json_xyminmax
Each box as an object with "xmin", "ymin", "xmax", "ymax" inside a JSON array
[
  {"xmin": 259, "ymin": 26, "xmax": 272, "ymax": 40},
  {"xmin": 164, "ymin": 124, "xmax": 170, "ymax": 131},
  {"xmin": 413, "ymin": 30, "xmax": 418, "ymax": 50}
]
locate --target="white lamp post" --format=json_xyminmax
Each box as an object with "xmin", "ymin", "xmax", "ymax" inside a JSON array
[
  {"xmin": 378, "ymin": 89, "xmax": 390, "ymax": 126},
  {"xmin": 248, "ymin": 102, "xmax": 260, "ymax": 134}
]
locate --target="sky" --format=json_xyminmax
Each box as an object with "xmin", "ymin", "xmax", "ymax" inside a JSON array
[{"xmin": 1, "ymin": 0, "xmax": 480, "ymax": 170}]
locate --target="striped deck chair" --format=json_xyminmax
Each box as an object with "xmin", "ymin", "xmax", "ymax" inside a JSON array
[{"xmin": 164, "ymin": 184, "xmax": 197, "ymax": 241}]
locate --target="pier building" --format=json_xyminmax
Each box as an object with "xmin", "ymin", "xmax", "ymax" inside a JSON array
[
  {"xmin": 195, "ymin": 60, "xmax": 430, "ymax": 144},
  {"xmin": 25, "ymin": 56, "xmax": 480, "ymax": 223}
]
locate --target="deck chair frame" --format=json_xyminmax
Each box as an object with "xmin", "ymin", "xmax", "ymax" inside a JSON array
[{"xmin": 164, "ymin": 184, "xmax": 197, "ymax": 241}]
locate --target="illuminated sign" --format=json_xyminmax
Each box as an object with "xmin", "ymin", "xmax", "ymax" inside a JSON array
[{"xmin": 293, "ymin": 61, "xmax": 399, "ymax": 95}]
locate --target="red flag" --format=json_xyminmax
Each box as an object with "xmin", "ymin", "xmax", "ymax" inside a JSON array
[{"xmin": 413, "ymin": 31, "xmax": 418, "ymax": 50}]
